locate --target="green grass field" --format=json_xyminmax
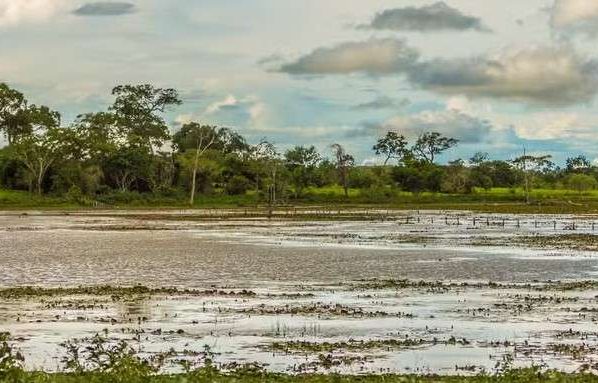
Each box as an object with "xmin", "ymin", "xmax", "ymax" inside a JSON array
[
  {"xmin": 2, "ymin": 368, "xmax": 598, "ymax": 383},
  {"xmin": 2, "ymin": 186, "xmax": 598, "ymax": 214}
]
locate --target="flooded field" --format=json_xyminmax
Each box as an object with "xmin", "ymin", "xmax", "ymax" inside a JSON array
[{"xmin": 2, "ymin": 210, "xmax": 598, "ymax": 375}]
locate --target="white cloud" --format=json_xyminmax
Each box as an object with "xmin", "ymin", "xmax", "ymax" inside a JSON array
[
  {"xmin": 175, "ymin": 94, "xmax": 269, "ymax": 129},
  {"xmin": 511, "ymin": 112, "xmax": 598, "ymax": 142},
  {"xmin": 377, "ymin": 109, "xmax": 492, "ymax": 144},
  {"xmin": 0, "ymin": 0, "xmax": 69, "ymax": 27},
  {"xmin": 551, "ymin": 0, "xmax": 598, "ymax": 37},
  {"xmin": 204, "ymin": 95, "xmax": 240, "ymax": 115}
]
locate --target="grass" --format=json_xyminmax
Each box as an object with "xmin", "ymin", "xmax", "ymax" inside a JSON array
[
  {"xmin": 3, "ymin": 186, "xmax": 598, "ymax": 214},
  {"xmin": 3, "ymin": 368, "xmax": 598, "ymax": 382},
  {"xmin": 0, "ymin": 285, "xmax": 256, "ymax": 300}
]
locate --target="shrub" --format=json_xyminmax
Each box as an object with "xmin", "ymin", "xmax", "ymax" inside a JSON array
[{"xmin": 225, "ymin": 176, "xmax": 252, "ymax": 196}]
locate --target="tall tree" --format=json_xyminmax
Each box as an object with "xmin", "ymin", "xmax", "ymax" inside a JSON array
[
  {"xmin": 0, "ymin": 83, "xmax": 29, "ymax": 145},
  {"xmin": 285, "ymin": 145, "xmax": 321, "ymax": 198},
  {"xmin": 110, "ymin": 84, "xmax": 181, "ymax": 151},
  {"xmin": 331, "ymin": 143, "xmax": 355, "ymax": 198},
  {"xmin": 11, "ymin": 107, "xmax": 78, "ymax": 195},
  {"xmin": 566, "ymin": 155, "xmax": 591, "ymax": 173},
  {"xmin": 173, "ymin": 124, "xmax": 247, "ymax": 154},
  {"xmin": 72, "ymin": 112, "xmax": 120, "ymax": 161},
  {"xmin": 373, "ymin": 132, "xmax": 409, "ymax": 165},
  {"xmin": 247, "ymin": 140, "xmax": 279, "ymax": 201},
  {"xmin": 175, "ymin": 123, "xmax": 219, "ymax": 205},
  {"xmin": 412, "ymin": 132, "xmax": 459, "ymax": 164},
  {"xmin": 512, "ymin": 149, "xmax": 553, "ymax": 204}
]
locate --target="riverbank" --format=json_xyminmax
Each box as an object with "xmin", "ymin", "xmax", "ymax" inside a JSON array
[{"xmin": 3, "ymin": 188, "xmax": 598, "ymax": 214}]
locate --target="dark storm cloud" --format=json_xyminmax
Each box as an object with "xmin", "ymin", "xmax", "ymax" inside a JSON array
[
  {"xmin": 278, "ymin": 37, "xmax": 598, "ymax": 106},
  {"xmin": 73, "ymin": 2, "xmax": 136, "ymax": 16},
  {"xmin": 367, "ymin": 2, "xmax": 489, "ymax": 32},
  {"xmin": 353, "ymin": 96, "xmax": 410, "ymax": 110},
  {"xmin": 406, "ymin": 47, "xmax": 598, "ymax": 106}
]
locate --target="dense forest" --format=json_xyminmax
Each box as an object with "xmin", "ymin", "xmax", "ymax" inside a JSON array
[{"xmin": 1, "ymin": 83, "xmax": 598, "ymax": 206}]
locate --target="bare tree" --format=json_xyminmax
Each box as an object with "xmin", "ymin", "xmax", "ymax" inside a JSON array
[
  {"xmin": 331, "ymin": 143, "xmax": 355, "ymax": 198},
  {"xmin": 185, "ymin": 123, "xmax": 217, "ymax": 206},
  {"xmin": 511, "ymin": 148, "xmax": 553, "ymax": 204}
]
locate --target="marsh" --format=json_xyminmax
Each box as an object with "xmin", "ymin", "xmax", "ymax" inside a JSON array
[{"xmin": 2, "ymin": 210, "xmax": 598, "ymax": 374}]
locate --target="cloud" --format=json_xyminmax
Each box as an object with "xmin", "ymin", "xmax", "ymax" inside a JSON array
[
  {"xmin": 366, "ymin": 2, "xmax": 489, "ymax": 32},
  {"xmin": 353, "ymin": 96, "xmax": 410, "ymax": 110},
  {"xmin": 511, "ymin": 112, "xmax": 598, "ymax": 144},
  {"xmin": 180, "ymin": 95, "xmax": 268, "ymax": 127},
  {"xmin": 277, "ymin": 36, "xmax": 598, "ymax": 106},
  {"xmin": 73, "ymin": 2, "xmax": 136, "ymax": 16},
  {"xmin": 278, "ymin": 38, "xmax": 419, "ymax": 76},
  {"xmin": 204, "ymin": 95, "xmax": 242, "ymax": 115},
  {"xmin": 551, "ymin": 0, "xmax": 598, "ymax": 37},
  {"xmin": 0, "ymin": 0, "xmax": 68, "ymax": 26},
  {"xmin": 408, "ymin": 46, "xmax": 598, "ymax": 106},
  {"xmin": 376, "ymin": 110, "xmax": 493, "ymax": 144}
]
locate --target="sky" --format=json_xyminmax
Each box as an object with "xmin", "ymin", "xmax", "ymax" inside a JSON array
[{"xmin": 1, "ymin": 0, "xmax": 598, "ymax": 165}]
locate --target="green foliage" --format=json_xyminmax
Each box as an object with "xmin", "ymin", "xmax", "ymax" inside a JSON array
[
  {"xmin": 225, "ymin": 175, "xmax": 252, "ymax": 195},
  {"xmin": 373, "ymin": 132, "xmax": 409, "ymax": 165},
  {"xmin": 285, "ymin": 145, "xmax": 321, "ymax": 198},
  {"xmin": 1, "ymin": 335, "xmax": 598, "ymax": 383},
  {"xmin": 567, "ymin": 174, "xmax": 598, "ymax": 194},
  {"xmin": 3, "ymin": 82, "xmax": 598, "ymax": 210}
]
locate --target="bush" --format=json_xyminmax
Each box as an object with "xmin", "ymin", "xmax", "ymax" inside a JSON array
[
  {"xmin": 225, "ymin": 176, "xmax": 252, "ymax": 196},
  {"xmin": 359, "ymin": 186, "xmax": 397, "ymax": 203},
  {"xmin": 65, "ymin": 185, "xmax": 84, "ymax": 204},
  {"xmin": 567, "ymin": 174, "xmax": 598, "ymax": 194}
]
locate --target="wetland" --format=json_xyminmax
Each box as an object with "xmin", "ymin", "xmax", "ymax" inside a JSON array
[{"xmin": 2, "ymin": 210, "xmax": 598, "ymax": 379}]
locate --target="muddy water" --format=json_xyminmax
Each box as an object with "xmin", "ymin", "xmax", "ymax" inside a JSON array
[{"xmin": 2, "ymin": 211, "xmax": 598, "ymax": 374}]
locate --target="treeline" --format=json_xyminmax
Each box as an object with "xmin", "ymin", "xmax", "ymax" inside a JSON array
[{"xmin": 1, "ymin": 83, "xmax": 598, "ymax": 206}]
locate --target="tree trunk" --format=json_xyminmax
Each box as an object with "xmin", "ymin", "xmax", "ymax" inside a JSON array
[
  {"xmin": 189, "ymin": 147, "xmax": 200, "ymax": 206},
  {"xmin": 523, "ymin": 148, "xmax": 530, "ymax": 204},
  {"xmin": 36, "ymin": 170, "xmax": 44, "ymax": 196}
]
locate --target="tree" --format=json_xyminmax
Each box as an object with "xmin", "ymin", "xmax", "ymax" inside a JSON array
[
  {"xmin": 72, "ymin": 112, "xmax": 121, "ymax": 162},
  {"xmin": 373, "ymin": 132, "xmax": 409, "ymax": 165},
  {"xmin": 110, "ymin": 84, "xmax": 181, "ymax": 150},
  {"xmin": 412, "ymin": 132, "xmax": 459, "ymax": 164},
  {"xmin": 566, "ymin": 155, "xmax": 591, "ymax": 173},
  {"xmin": 469, "ymin": 152, "xmax": 489, "ymax": 166},
  {"xmin": 441, "ymin": 160, "xmax": 473, "ymax": 194},
  {"xmin": 0, "ymin": 83, "xmax": 29, "ymax": 145},
  {"xmin": 175, "ymin": 123, "xmax": 219, "ymax": 205},
  {"xmin": 104, "ymin": 147, "xmax": 150, "ymax": 192},
  {"xmin": 247, "ymin": 140, "xmax": 280, "ymax": 203},
  {"xmin": 331, "ymin": 143, "xmax": 355, "ymax": 198},
  {"xmin": 173, "ymin": 124, "xmax": 246, "ymax": 154},
  {"xmin": 285, "ymin": 145, "xmax": 321, "ymax": 198},
  {"xmin": 511, "ymin": 150, "xmax": 553, "ymax": 204},
  {"xmin": 147, "ymin": 152, "xmax": 176, "ymax": 194},
  {"xmin": 11, "ymin": 107, "xmax": 79, "ymax": 195}
]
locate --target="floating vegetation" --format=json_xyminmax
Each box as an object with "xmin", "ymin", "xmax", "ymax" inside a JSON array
[
  {"xmin": 518, "ymin": 234, "xmax": 598, "ymax": 252},
  {"xmin": 238, "ymin": 303, "xmax": 414, "ymax": 318},
  {"xmin": 268, "ymin": 336, "xmax": 471, "ymax": 353},
  {"xmin": 350, "ymin": 279, "xmax": 598, "ymax": 292},
  {"xmin": 0, "ymin": 285, "xmax": 257, "ymax": 300}
]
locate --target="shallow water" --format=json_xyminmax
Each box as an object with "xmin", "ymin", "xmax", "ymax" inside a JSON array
[{"xmin": 1, "ymin": 210, "xmax": 598, "ymax": 374}]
